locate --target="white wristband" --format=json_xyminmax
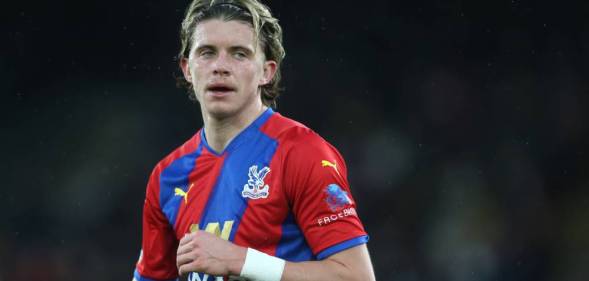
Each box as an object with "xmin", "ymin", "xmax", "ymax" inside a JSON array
[{"xmin": 239, "ymin": 248, "xmax": 285, "ymax": 281}]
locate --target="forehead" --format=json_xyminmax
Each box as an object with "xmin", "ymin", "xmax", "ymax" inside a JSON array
[{"xmin": 192, "ymin": 19, "xmax": 256, "ymax": 49}]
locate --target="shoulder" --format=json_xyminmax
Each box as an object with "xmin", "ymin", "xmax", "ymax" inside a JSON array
[
  {"xmin": 142, "ymin": 131, "xmax": 201, "ymax": 209},
  {"xmin": 261, "ymin": 112, "xmax": 332, "ymax": 151},
  {"xmin": 150, "ymin": 131, "xmax": 201, "ymax": 177},
  {"xmin": 261, "ymin": 112, "xmax": 344, "ymax": 169}
]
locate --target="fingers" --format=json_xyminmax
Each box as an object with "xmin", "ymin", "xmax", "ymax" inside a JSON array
[
  {"xmin": 177, "ymin": 234, "xmax": 195, "ymax": 269},
  {"xmin": 179, "ymin": 232, "xmax": 193, "ymax": 246},
  {"xmin": 176, "ymin": 231, "xmax": 215, "ymax": 275},
  {"xmin": 177, "ymin": 241, "xmax": 194, "ymax": 256},
  {"xmin": 177, "ymin": 250, "xmax": 203, "ymax": 276},
  {"xmin": 178, "ymin": 262, "xmax": 194, "ymax": 276},
  {"xmin": 176, "ymin": 251, "xmax": 195, "ymax": 267}
]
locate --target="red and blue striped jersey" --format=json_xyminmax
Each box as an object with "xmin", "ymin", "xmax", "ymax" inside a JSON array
[{"xmin": 133, "ymin": 108, "xmax": 368, "ymax": 281}]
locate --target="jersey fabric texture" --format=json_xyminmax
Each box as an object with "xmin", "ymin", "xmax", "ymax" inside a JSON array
[{"xmin": 133, "ymin": 108, "xmax": 368, "ymax": 281}]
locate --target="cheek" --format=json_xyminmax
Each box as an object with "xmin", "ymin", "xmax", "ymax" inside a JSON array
[
  {"xmin": 187, "ymin": 66, "xmax": 205, "ymax": 100},
  {"xmin": 240, "ymin": 64, "xmax": 263, "ymax": 86},
  {"xmin": 191, "ymin": 63, "xmax": 207, "ymax": 87}
]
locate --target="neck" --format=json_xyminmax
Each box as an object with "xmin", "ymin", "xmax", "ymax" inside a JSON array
[{"xmin": 202, "ymin": 103, "xmax": 268, "ymax": 154}]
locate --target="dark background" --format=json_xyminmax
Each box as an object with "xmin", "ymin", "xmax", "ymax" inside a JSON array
[{"xmin": 3, "ymin": 0, "xmax": 589, "ymax": 280}]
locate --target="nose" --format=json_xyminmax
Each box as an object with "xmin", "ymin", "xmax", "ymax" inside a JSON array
[{"xmin": 212, "ymin": 52, "xmax": 231, "ymax": 76}]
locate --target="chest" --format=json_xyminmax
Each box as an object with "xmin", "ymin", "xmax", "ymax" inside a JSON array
[{"xmin": 159, "ymin": 141, "xmax": 289, "ymax": 245}]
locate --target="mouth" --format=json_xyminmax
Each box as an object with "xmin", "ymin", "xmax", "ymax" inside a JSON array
[{"xmin": 206, "ymin": 84, "xmax": 236, "ymax": 96}]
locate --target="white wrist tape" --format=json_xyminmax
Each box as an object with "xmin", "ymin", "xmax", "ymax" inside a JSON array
[{"xmin": 240, "ymin": 248, "xmax": 285, "ymax": 281}]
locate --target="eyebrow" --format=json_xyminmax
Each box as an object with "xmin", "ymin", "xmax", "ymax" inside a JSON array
[{"xmin": 194, "ymin": 45, "xmax": 215, "ymax": 53}]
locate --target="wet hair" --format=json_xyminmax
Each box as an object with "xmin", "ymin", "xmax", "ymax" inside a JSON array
[{"xmin": 177, "ymin": 0, "xmax": 285, "ymax": 107}]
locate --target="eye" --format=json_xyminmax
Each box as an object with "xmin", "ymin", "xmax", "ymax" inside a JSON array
[
  {"xmin": 233, "ymin": 51, "xmax": 247, "ymax": 59},
  {"xmin": 198, "ymin": 49, "xmax": 215, "ymax": 58}
]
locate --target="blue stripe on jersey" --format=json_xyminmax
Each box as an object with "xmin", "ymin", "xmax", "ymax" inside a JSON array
[
  {"xmin": 189, "ymin": 109, "xmax": 277, "ymax": 281},
  {"xmin": 159, "ymin": 142, "xmax": 204, "ymax": 228},
  {"xmin": 200, "ymin": 108, "xmax": 274, "ymax": 156},
  {"xmin": 198, "ymin": 108, "xmax": 277, "ymax": 242},
  {"xmin": 316, "ymin": 235, "xmax": 369, "ymax": 260},
  {"xmin": 133, "ymin": 269, "xmax": 178, "ymax": 281},
  {"xmin": 275, "ymin": 213, "xmax": 314, "ymax": 261}
]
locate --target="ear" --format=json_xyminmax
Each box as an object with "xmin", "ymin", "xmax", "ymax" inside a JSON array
[
  {"xmin": 260, "ymin": 60, "xmax": 277, "ymax": 86},
  {"xmin": 180, "ymin": 57, "xmax": 192, "ymax": 83}
]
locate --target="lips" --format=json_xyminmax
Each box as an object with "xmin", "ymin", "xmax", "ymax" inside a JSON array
[{"xmin": 206, "ymin": 83, "xmax": 236, "ymax": 96}]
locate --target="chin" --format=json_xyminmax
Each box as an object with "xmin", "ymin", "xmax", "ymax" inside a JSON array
[{"xmin": 203, "ymin": 103, "xmax": 239, "ymax": 119}]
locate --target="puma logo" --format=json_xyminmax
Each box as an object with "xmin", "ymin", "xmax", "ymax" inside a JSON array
[
  {"xmin": 174, "ymin": 183, "xmax": 194, "ymax": 204},
  {"xmin": 321, "ymin": 160, "xmax": 340, "ymax": 176}
]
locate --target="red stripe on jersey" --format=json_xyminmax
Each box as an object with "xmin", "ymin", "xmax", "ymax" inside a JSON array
[
  {"xmin": 261, "ymin": 113, "xmax": 368, "ymax": 256},
  {"xmin": 258, "ymin": 113, "xmax": 304, "ymax": 138}
]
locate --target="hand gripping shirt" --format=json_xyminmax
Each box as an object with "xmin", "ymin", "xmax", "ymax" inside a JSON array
[{"xmin": 133, "ymin": 108, "xmax": 368, "ymax": 281}]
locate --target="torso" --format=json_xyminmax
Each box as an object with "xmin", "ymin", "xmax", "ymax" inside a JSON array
[{"xmin": 157, "ymin": 109, "xmax": 314, "ymax": 260}]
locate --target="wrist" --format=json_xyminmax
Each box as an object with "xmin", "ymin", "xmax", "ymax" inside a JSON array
[
  {"xmin": 239, "ymin": 248, "xmax": 285, "ymax": 281},
  {"xmin": 228, "ymin": 245, "xmax": 248, "ymax": 275}
]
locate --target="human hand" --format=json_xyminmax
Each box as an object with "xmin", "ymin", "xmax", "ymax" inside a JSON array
[{"xmin": 176, "ymin": 230, "xmax": 247, "ymax": 277}]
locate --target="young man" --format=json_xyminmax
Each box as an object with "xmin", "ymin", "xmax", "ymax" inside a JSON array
[{"xmin": 133, "ymin": 1, "xmax": 375, "ymax": 280}]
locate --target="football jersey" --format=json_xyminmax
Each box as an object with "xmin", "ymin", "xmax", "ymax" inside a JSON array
[{"xmin": 133, "ymin": 108, "xmax": 368, "ymax": 281}]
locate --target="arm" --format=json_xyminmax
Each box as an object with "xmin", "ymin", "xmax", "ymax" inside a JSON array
[
  {"xmin": 176, "ymin": 231, "xmax": 375, "ymax": 281},
  {"xmin": 282, "ymin": 244, "xmax": 375, "ymax": 281},
  {"xmin": 133, "ymin": 169, "xmax": 180, "ymax": 281}
]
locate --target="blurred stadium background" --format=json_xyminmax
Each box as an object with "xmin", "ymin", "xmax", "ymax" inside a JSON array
[{"xmin": 3, "ymin": 0, "xmax": 589, "ymax": 280}]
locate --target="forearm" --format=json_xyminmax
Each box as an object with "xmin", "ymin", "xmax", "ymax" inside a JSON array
[
  {"xmin": 234, "ymin": 244, "xmax": 375, "ymax": 281},
  {"xmin": 281, "ymin": 259, "xmax": 357, "ymax": 281},
  {"xmin": 280, "ymin": 245, "xmax": 375, "ymax": 281}
]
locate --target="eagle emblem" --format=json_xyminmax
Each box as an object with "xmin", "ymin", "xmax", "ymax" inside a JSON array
[{"xmin": 241, "ymin": 165, "xmax": 271, "ymax": 199}]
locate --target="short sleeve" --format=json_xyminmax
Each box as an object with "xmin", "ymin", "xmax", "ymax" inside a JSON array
[
  {"xmin": 282, "ymin": 130, "xmax": 368, "ymax": 260},
  {"xmin": 133, "ymin": 168, "xmax": 180, "ymax": 281}
]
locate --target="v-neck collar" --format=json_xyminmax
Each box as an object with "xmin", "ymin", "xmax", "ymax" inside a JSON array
[{"xmin": 200, "ymin": 108, "xmax": 274, "ymax": 156}]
